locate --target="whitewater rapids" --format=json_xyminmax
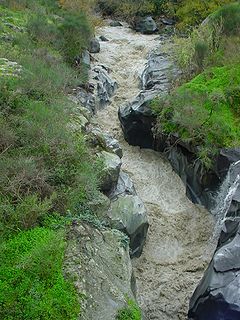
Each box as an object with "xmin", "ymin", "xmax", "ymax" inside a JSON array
[{"xmin": 93, "ymin": 22, "xmax": 214, "ymax": 320}]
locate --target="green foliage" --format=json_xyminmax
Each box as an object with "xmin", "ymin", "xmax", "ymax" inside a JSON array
[
  {"xmin": 173, "ymin": 3, "xmax": 240, "ymax": 80},
  {"xmin": 152, "ymin": 63, "xmax": 240, "ymax": 168},
  {"xmin": 59, "ymin": 12, "xmax": 92, "ymax": 64},
  {"xmin": 175, "ymin": 0, "xmax": 233, "ymax": 30},
  {"xmin": 0, "ymin": 227, "xmax": 80, "ymax": 319},
  {"xmin": 211, "ymin": 2, "xmax": 240, "ymax": 35},
  {"xmin": 116, "ymin": 299, "xmax": 141, "ymax": 320},
  {"xmin": 97, "ymin": 0, "xmax": 167, "ymax": 18}
]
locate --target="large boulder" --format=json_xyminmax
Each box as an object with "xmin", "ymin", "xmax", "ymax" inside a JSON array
[
  {"xmin": 99, "ymin": 151, "xmax": 122, "ymax": 193},
  {"xmin": 89, "ymin": 128, "xmax": 123, "ymax": 158},
  {"xmin": 91, "ymin": 65, "xmax": 118, "ymax": 109},
  {"xmin": 89, "ymin": 38, "xmax": 100, "ymax": 53},
  {"xmin": 110, "ymin": 195, "xmax": 149, "ymax": 257},
  {"xmin": 64, "ymin": 223, "xmax": 136, "ymax": 320},
  {"xmin": 141, "ymin": 51, "xmax": 179, "ymax": 91},
  {"xmin": 188, "ymin": 220, "xmax": 240, "ymax": 320},
  {"xmin": 118, "ymin": 90, "xmax": 156, "ymax": 148},
  {"xmin": 109, "ymin": 170, "xmax": 136, "ymax": 200},
  {"xmin": 134, "ymin": 16, "xmax": 158, "ymax": 34}
]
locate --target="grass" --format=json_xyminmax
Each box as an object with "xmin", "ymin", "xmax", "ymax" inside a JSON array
[
  {"xmin": 0, "ymin": 227, "xmax": 80, "ymax": 320},
  {"xmin": 0, "ymin": 1, "xmax": 101, "ymax": 318},
  {"xmin": 152, "ymin": 63, "xmax": 240, "ymax": 168},
  {"xmin": 116, "ymin": 299, "xmax": 141, "ymax": 320}
]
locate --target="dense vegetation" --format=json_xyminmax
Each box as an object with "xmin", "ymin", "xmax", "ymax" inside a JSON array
[
  {"xmin": 152, "ymin": 2, "xmax": 240, "ymax": 168},
  {"xmin": 95, "ymin": 0, "xmax": 234, "ymax": 30},
  {"xmin": 0, "ymin": 1, "xmax": 101, "ymax": 318}
]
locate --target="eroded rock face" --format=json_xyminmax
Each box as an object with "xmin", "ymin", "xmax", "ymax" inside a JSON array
[
  {"xmin": 110, "ymin": 195, "xmax": 149, "ymax": 258},
  {"xmin": 188, "ymin": 220, "xmax": 240, "ymax": 320},
  {"xmin": 118, "ymin": 47, "xmax": 177, "ymax": 148},
  {"xmin": 89, "ymin": 128, "xmax": 123, "ymax": 158},
  {"xmin": 91, "ymin": 65, "xmax": 118, "ymax": 109},
  {"xmin": 109, "ymin": 170, "xmax": 136, "ymax": 200},
  {"xmin": 141, "ymin": 51, "xmax": 178, "ymax": 91},
  {"xmin": 99, "ymin": 151, "xmax": 122, "ymax": 192},
  {"xmin": 118, "ymin": 90, "xmax": 156, "ymax": 148},
  {"xmin": 64, "ymin": 223, "xmax": 135, "ymax": 320},
  {"xmin": 134, "ymin": 16, "xmax": 158, "ymax": 34}
]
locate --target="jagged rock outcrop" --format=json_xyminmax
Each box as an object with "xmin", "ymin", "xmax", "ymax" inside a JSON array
[
  {"xmin": 91, "ymin": 65, "xmax": 118, "ymax": 109},
  {"xmin": 118, "ymin": 90, "xmax": 156, "ymax": 148},
  {"xmin": 88, "ymin": 128, "xmax": 123, "ymax": 158},
  {"xmin": 141, "ymin": 51, "xmax": 178, "ymax": 91},
  {"xmin": 134, "ymin": 16, "xmax": 158, "ymax": 34},
  {"xmin": 188, "ymin": 220, "xmax": 240, "ymax": 320},
  {"xmin": 109, "ymin": 170, "xmax": 136, "ymax": 200},
  {"xmin": 64, "ymin": 223, "xmax": 136, "ymax": 320},
  {"xmin": 118, "ymin": 48, "xmax": 177, "ymax": 148},
  {"xmin": 110, "ymin": 195, "xmax": 149, "ymax": 258},
  {"xmin": 99, "ymin": 151, "xmax": 122, "ymax": 192}
]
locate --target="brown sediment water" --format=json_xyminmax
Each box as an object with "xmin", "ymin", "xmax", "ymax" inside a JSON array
[{"xmin": 93, "ymin": 23, "xmax": 214, "ymax": 320}]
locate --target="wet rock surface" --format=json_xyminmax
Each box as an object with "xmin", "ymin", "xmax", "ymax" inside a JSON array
[
  {"xmin": 134, "ymin": 16, "xmax": 158, "ymax": 34},
  {"xmin": 99, "ymin": 150, "xmax": 122, "ymax": 193},
  {"xmin": 118, "ymin": 90, "xmax": 156, "ymax": 148},
  {"xmin": 89, "ymin": 38, "xmax": 100, "ymax": 53},
  {"xmin": 64, "ymin": 223, "xmax": 135, "ymax": 320},
  {"xmin": 110, "ymin": 195, "xmax": 149, "ymax": 258},
  {"xmin": 89, "ymin": 128, "xmax": 123, "ymax": 158},
  {"xmin": 91, "ymin": 65, "xmax": 118, "ymax": 109},
  {"xmin": 188, "ymin": 220, "xmax": 240, "ymax": 320},
  {"xmin": 109, "ymin": 170, "xmax": 136, "ymax": 200}
]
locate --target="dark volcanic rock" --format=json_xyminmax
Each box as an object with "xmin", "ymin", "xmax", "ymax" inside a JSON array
[
  {"xmin": 141, "ymin": 51, "xmax": 177, "ymax": 91},
  {"xmin": 109, "ymin": 170, "xmax": 136, "ymax": 199},
  {"xmin": 134, "ymin": 16, "xmax": 158, "ymax": 34},
  {"xmin": 118, "ymin": 90, "xmax": 156, "ymax": 148},
  {"xmin": 89, "ymin": 38, "xmax": 100, "ymax": 53},
  {"xmin": 110, "ymin": 21, "xmax": 123, "ymax": 27},
  {"xmin": 89, "ymin": 128, "xmax": 123, "ymax": 158},
  {"xmin": 99, "ymin": 35, "xmax": 109, "ymax": 41},
  {"xmin": 188, "ymin": 220, "xmax": 240, "ymax": 320},
  {"xmin": 110, "ymin": 195, "xmax": 149, "ymax": 258},
  {"xmin": 91, "ymin": 65, "xmax": 118, "ymax": 108}
]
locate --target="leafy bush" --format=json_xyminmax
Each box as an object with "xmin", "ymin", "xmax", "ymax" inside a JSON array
[
  {"xmin": 97, "ymin": 0, "xmax": 167, "ymax": 18},
  {"xmin": 211, "ymin": 2, "xmax": 240, "ymax": 35},
  {"xmin": 27, "ymin": 14, "xmax": 59, "ymax": 45},
  {"xmin": 152, "ymin": 63, "xmax": 240, "ymax": 167},
  {"xmin": 175, "ymin": 0, "xmax": 233, "ymax": 30},
  {"xmin": 0, "ymin": 227, "xmax": 80, "ymax": 319},
  {"xmin": 116, "ymin": 299, "xmax": 141, "ymax": 320},
  {"xmin": 59, "ymin": 12, "xmax": 93, "ymax": 64}
]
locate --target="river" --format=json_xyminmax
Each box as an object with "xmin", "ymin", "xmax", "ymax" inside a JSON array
[{"xmin": 93, "ymin": 22, "xmax": 214, "ymax": 320}]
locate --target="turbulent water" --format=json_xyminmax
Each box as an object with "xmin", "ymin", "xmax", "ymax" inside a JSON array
[{"xmin": 93, "ymin": 23, "xmax": 214, "ymax": 320}]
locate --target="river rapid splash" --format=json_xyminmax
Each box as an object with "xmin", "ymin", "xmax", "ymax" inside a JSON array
[{"xmin": 93, "ymin": 23, "xmax": 214, "ymax": 320}]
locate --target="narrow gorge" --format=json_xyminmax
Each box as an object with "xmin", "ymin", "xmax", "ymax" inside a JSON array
[{"xmin": 89, "ymin": 22, "xmax": 215, "ymax": 319}]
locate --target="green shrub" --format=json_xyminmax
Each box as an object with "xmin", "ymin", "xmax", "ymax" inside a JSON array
[
  {"xmin": 0, "ymin": 227, "xmax": 80, "ymax": 319},
  {"xmin": 211, "ymin": 2, "xmax": 240, "ymax": 35},
  {"xmin": 27, "ymin": 14, "xmax": 59, "ymax": 44},
  {"xmin": 152, "ymin": 63, "xmax": 240, "ymax": 167},
  {"xmin": 59, "ymin": 12, "xmax": 93, "ymax": 64},
  {"xmin": 116, "ymin": 299, "xmax": 141, "ymax": 320},
  {"xmin": 175, "ymin": 0, "xmax": 233, "ymax": 30},
  {"xmin": 0, "ymin": 194, "xmax": 53, "ymax": 234}
]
